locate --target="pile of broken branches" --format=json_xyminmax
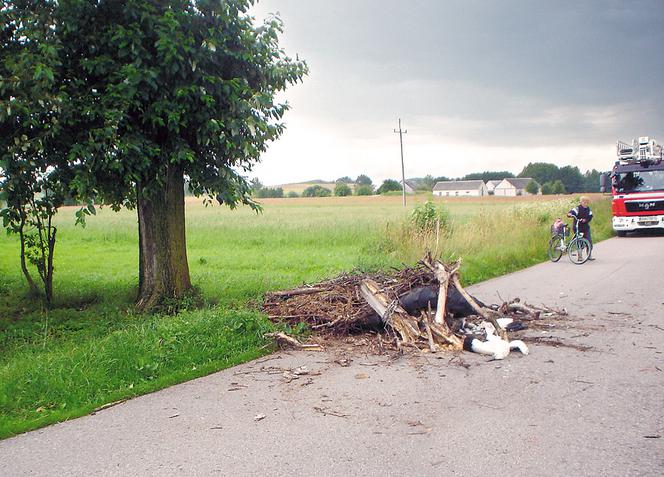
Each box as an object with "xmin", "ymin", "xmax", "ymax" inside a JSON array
[{"xmin": 263, "ymin": 254, "xmax": 565, "ymax": 359}]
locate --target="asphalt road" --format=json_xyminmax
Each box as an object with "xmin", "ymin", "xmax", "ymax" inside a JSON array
[{"xmin": 2, "ymin": 236, "xmax": 663, "ymax": 477}]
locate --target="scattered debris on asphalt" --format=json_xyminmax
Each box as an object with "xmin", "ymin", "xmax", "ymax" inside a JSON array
[{"xmin": 264, "ymin": 254, "xmax": 568, "ymax": 359}]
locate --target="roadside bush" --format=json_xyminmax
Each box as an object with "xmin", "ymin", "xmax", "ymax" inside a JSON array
[
  {"xmin": 302, "ymin": 185, "xmax": 332, "ymax": 197},
  {"xmin": 410, "ymin": 201, "xmax": 450, "ymax": 234}
]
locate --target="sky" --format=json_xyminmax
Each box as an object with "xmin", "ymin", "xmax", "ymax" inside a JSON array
[{"xmin": 248, "ymin": 0, "xmax": 664, "ymax": 186}]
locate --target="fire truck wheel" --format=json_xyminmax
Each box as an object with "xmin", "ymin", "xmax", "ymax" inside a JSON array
[{"xmin": 616, "ymin": 231, "xmax": 627, "ymax": 237}]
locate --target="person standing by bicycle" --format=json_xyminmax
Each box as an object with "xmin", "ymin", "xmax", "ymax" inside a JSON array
[{"xmin": 568, "ymin": 196, "xmax": 594, "ymax": 259}]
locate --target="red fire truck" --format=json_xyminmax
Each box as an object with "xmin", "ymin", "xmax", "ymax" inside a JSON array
[{"xmin": 601, "ymin": 136, "xmax": 664, "ymax": 236}]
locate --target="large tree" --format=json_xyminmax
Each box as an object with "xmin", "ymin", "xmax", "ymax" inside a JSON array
[
  {"xmin": 2, "ymin": 0, "xmax": 307, "ymax": 310},
  {"xmin": 376, "ymin": 179, "xmax": 402, "ymax": 194},
  {"xmin": 518, "ymin": 162, "xmax": 560, "ymax": 185},
  {"xmin": 355, "ymin": 174, "xmax": 373, "ymax": 186},
  {"xmin": 558, "ymin": 165, "xmax": 584, "ymax": 193}
]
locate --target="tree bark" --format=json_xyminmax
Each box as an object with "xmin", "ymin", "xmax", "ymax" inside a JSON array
[
  {"xmin": 136, "ymin": 165, "xmax": 192, "ymax": 311},
  {"xmin": 18, "ymin": 216, "xmax": 39, "ymax": 296}
]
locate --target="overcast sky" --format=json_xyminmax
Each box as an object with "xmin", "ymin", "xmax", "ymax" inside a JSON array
[{"xmin": 249, "ymin": 0, "xmax": 664, "ymax": 185}]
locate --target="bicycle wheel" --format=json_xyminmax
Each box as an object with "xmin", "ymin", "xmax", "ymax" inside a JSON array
[
  {"xmin": 548, "ymin": 235, "xmax": 564, "ymax": 262},
  {"xmin": 568, "ymin": 237, "xmax": 591, "ymax": 264}
]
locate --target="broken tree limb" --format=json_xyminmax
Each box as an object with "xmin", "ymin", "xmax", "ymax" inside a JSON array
[
  {"xmin": 421, "ymin": 309, "xmax": 437, "ymax": 353},
  {"xmin": 429, "ymin": 323, "xmax": 463, "ymax": 349},
  {"xmin": 268, "ymin": 287, "xmax": 326, "ymax": 298},
  {"xmin": 359, "ymin": 278, "xmax": 464, "ymax": 350},
  {"xmin": 359, "ymin": 279, "xmax": 421, "ymax": 343},
  {"xmin": 358, "ymin": 279, "xmax": 391, "ymax": 319},
  {"xmin": 502, "ymin": 301, "xmax": 541, "ymax": 319},
  {"xmin": 422, "ymin": 255, "xmax": 460, "ymax": 326},
  {"xmin": 310, "ymin": 316, "xmax": 345, "ymax": 329},
  {"xmin": 264, "ymin": 332, "xmax": 323, "ymax": 350},
  {"xmin": 450, "ymin": 272, "xmax": 508, "ymax": 340}
]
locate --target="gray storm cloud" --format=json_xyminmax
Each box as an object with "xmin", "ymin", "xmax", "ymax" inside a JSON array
[{"xmin": 250, "ymin": 0, "xmax": 663, "ymax": 181}]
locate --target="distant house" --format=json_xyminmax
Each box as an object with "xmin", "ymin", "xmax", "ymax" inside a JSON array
[
  {"xmin": 433, "ymin": 180, "xmax": 488, "ymax": 197},
  {"xmin": 404, "ymin": 181, "xmax": 417, "ymax": 194},
  {"xmin": 485, "ymin": 180, "xmax": 502, "ymax": 194},
  {"xmin": 494, "ymin": 177, "xmax": 539, "ymax": 196}
]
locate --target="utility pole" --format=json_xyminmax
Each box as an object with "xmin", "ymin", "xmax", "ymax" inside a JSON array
[{"xmin": 394, "ymin": 118, "xmax": 408, "ymax": 207}]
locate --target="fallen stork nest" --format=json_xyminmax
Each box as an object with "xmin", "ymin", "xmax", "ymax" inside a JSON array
[{"xmin": 263, "ymin": 255, "xmax": 565, "ymax": 359}]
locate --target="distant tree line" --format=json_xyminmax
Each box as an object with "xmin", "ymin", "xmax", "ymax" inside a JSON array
[
  {"xmin": 252, "ymin": 163, "xmax": 601, "ymax": 199},
  {"xmin": 407, "ymin": 163, "xmax": 600, "ymax": 194},
  {"xmin": 517, "ymin": 163, "xmax": 600, "ymax": 194},
  {"xmin": 462, "ymin": 171, "xmax": 515, "ymax": 182},
  {"xmin": 250, "ymin": 174, "xmax": 380, "ymax": 198}
]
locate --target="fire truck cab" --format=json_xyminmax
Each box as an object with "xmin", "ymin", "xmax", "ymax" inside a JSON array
[{"xmin": 602, "ymin": 137, "xmax": 664, "ymax": 236}]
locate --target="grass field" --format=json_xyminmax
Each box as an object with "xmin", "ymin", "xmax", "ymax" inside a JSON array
[{"xmin": 0, "ymin": 193, "xmax": 613, "ymax": 438}]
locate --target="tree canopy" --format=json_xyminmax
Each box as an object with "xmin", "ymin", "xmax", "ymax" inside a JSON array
[
  {"xmin": 334, "ymin": 183, "xmax": 352, "ymax": 196},
  {"xmin": 376, "ymin": 179, "xmax": 402, "ymax": 194},
  {"xmin": 519, "ymin": 162, "xmax": 599, "ymax": 193},
  {"xmin": 1, "ymin": 0, "xmax": 307, "ymax": 309},
  {"xmin": 302, "ymin": 185, "xmax": 331, "ymax": 197},
  {"xmin": 463, "ymin": 171, "xmax": 514, "ymax": 182},
  {"xmin": 525, "ymin": 179, "xmax": 540, "ymax": 195},
  {"xmin": 354, "ymin": 184, "xmax": 373, "ymax": 196}
]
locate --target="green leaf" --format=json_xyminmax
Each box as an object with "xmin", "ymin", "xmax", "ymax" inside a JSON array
[{"xmin": 33, "ymin": 64, "xmax": 43, "ymax": 80}]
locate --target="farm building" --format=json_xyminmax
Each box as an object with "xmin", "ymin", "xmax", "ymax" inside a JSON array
[
  {"xmin": 404, "ymin": 181, "xmax": 416, "ymax": 194},
  {"xmin": 485, "ymin": 180, "xmax": 502, "ymax": 194},
  {"xmin": 432, "ymin": 180, "xmax": 488, "ymax": 197},
  {"xmin": 494, "ymin": 177, "xmax": 539, "ymax": 196}
]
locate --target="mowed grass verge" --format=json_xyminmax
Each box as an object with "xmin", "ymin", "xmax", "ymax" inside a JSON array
[{"xmin": 0, "ymin": 194, "xmax": 612, "ymax": 438}]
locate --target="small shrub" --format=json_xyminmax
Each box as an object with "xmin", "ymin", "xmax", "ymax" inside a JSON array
[
  {"xmin": 525, "ymin": 180, "xmax": 540, "ymax": 195},
  {"xmin": 302, "ymin": 185, "xmax": 332, "ymax": 197},
  {"xmin": 334, "ymin": 183, "xmax": 352, "ymax": 197},
  {"xmin": 355, "ymin": 184, "xmax": 373, "ymax": 196},
  {"xmin": 286, "ymin": 191, "xmax": 299, "ymax": 198},
  {"xmin": 410, "ymin": 201, "xmax": 450, "ymax": 234}
]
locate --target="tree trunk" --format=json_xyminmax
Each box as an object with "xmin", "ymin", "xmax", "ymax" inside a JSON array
[
  {"xmin": 44, "ymin": 225, "xmax": 56, "ymax": 307},
  {"xmin": 136, "ymin": 165, "xmax": 192, "ymax": 311},
  {"xmin": 18, "ymin": 217, "xmax": 39, "ymax": 296}
]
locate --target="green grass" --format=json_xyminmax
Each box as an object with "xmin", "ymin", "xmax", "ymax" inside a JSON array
[
  {"xmin": 0, "ymin": 309, "xmax": 271, "ymax": 437},
  {"xmin": 0, "ymin": 194, "xmax": 612, "ymax": 438}
]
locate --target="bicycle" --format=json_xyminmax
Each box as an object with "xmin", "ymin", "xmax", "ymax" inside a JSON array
[{"xmin": 547, "ymin": 221, "xmax": 592, "ymax": 264}]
